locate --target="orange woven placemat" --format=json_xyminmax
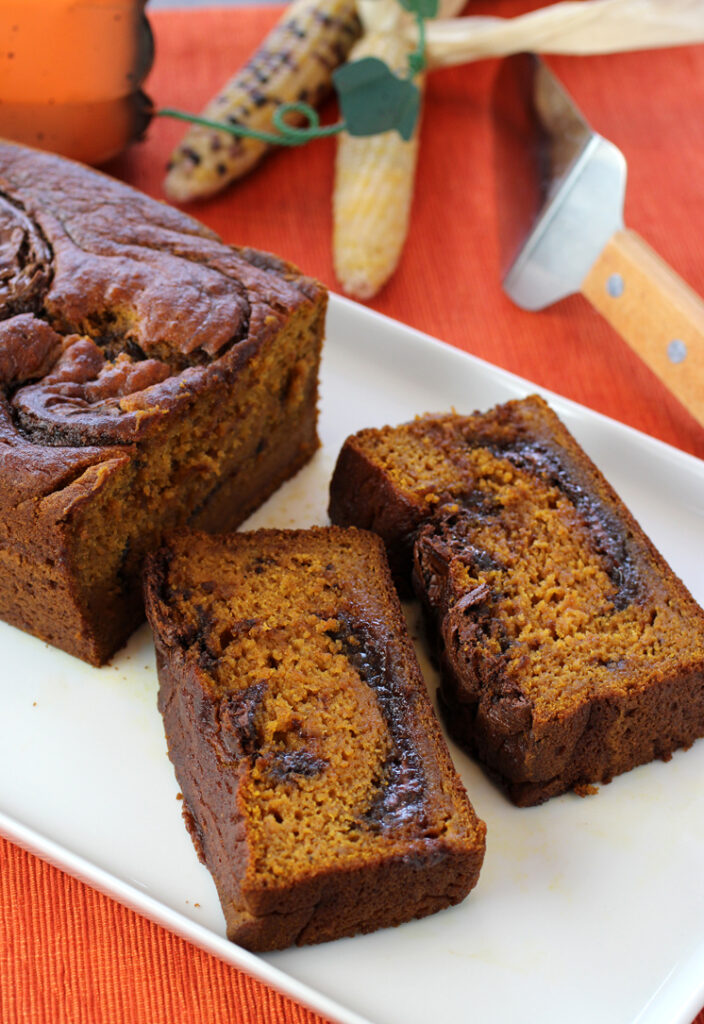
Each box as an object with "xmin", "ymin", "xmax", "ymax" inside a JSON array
[
  {"xmin": 110, "ymin": 0, "xmax": 704, "ymax": 458},
  {"xmin": 2, "ymin": 2, "xmax": 704, "ymax": 1022}
]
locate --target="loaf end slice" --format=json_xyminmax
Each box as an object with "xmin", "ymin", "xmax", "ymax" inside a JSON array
[{"xmin": 0, "ymin": 140, "xmax": 325, "ymax": 664}]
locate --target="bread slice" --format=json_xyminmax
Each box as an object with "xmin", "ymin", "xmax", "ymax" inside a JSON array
[
  {"xmin": 143, "ymin": 527, "xmax": 486, "ymax": 950},
  {"xmin": 329, "ymin": 395, "xmax": 704, "ymax": 804}
]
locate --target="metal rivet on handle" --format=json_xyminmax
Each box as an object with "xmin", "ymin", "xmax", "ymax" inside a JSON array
[
  {"xmin": 667, "ymin": 339, "xmax": 687, "ymax": 364},
  {"xmin": 606, "ymin": 273, "xmax": 624, "ymax": 298}
]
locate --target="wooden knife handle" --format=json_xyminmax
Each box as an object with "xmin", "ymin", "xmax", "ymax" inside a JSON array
[{"xmin": 581, "ymin": 228, "xmax": 704, "ymax": 429}]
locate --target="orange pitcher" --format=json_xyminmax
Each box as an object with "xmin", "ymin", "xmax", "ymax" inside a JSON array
[{"xmin": 0, "ymin": 0, "xmax": 153, "ymax": 165}]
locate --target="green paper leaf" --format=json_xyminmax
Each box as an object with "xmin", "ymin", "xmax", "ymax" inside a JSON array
[
  {"xmin": 333, "ymin": 57, "xmax": 421, "ymax": 141},
  {"xmin": 398, "ymin": 0, "xmax": 438, "ymax": 18}
]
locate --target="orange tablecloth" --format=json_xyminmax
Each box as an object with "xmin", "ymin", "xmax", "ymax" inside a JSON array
[{"xmin": 2, "ymin": 2, "xmax": 703, "ymax": 1022}]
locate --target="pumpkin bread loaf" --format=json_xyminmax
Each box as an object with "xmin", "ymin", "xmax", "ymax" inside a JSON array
[
  {"xmin": 329, "ymin": 395, "xmax": 704, "ymax": 805},
  {"xmin": 143, "ymin": 527, "xmax": 486, "ymax": 950},
  {"xmin": 0, "ymin": 140, "xmax": 325, "ymax": 664}
]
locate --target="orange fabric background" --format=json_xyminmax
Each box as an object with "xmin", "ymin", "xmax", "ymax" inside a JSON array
[{"xmin": 1, "ymin": 2, "xmax": 703, "ymax": 1022}]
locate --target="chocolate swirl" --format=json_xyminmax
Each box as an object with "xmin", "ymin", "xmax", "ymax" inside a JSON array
[
  {"xmin": 328, "ymin": 614, "xmax": 428, "ymax": 830},
  {"xmin": 0, "ymin": 141, "xmax": 317, "ymax": 449},
  {"xmin": 0, "ymin": 193, "xmax": 53, "ymax": 318},
  {"xmin": 12, "ymin": 333, "xmax": 174, "ymax": 446},
  {"xmin": 0, "ymin": 313, "xmax": 131, "ymax": 507}
]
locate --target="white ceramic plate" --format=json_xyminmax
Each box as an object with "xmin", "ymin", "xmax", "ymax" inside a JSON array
[{"xmin": 2, "ymin": 295, "xmax": 704, "ymax": 1024}]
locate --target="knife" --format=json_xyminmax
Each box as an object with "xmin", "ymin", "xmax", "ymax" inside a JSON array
[{"xmin": 493, "ymin": 53, "xmax": 704, "ymax": 428}]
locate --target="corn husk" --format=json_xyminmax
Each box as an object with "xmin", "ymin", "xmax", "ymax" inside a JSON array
[{"xmin": 419, "ymin": 0, "xmax": 704, "ymax": 69}]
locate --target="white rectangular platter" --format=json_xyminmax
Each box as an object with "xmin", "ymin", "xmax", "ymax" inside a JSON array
[{"xmin": 1, "ymin": 294, "xmax": 704, "ymax": 1024}]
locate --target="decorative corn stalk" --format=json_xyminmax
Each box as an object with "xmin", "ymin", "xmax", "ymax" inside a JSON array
[{"xmin": 163, "ymin": 0, "xmax": 361, "ymax": 202}]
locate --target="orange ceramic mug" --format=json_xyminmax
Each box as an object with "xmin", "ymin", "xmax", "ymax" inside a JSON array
[{"xmin": 0, "ymin": 0, "xmax": 153, "ymax": 165}]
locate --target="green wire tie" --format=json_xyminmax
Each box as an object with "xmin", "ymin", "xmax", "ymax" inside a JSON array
[{"xmin": 158, "ymin": 2, "xmax": 432, "ymax": 146}]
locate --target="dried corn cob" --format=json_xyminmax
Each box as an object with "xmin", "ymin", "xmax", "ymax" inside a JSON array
[
  {"xmin": 333, "ymin": 0, "xmax": 466, "ymax": 300},
  {"xmin": 333, "ymin": 31, "xmax": 423, "ymax": 300},
  {"xmin": 164, "ymin": 0, "xmax": 361, "ymax": 202}
]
